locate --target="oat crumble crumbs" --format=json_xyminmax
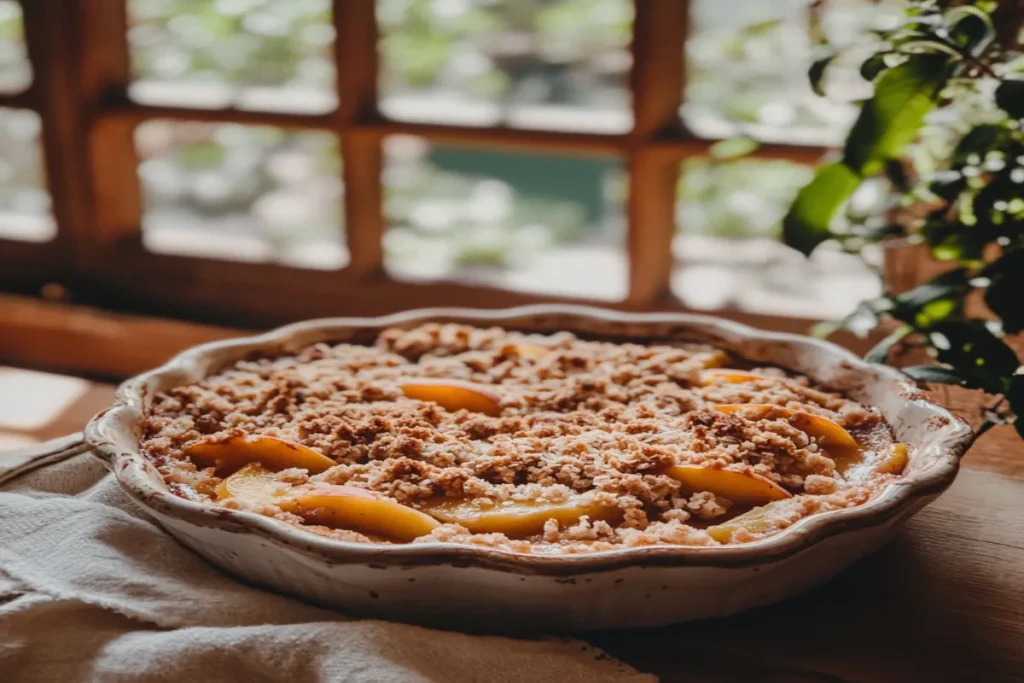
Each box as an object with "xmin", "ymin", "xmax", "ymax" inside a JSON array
[{"xmin": 141, "ymin": 323, "xmax": 901, "ymax": 552}]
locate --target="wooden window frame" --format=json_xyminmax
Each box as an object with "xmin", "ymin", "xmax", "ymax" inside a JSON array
[{"xmin": 0, "ymin": 0, "xmax": 910, "ymax": 337}]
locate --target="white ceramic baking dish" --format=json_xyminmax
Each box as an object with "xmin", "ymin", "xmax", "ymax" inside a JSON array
[{"xmin": 85, "ymin": 305, "xmax": 972, "ymax": 631}]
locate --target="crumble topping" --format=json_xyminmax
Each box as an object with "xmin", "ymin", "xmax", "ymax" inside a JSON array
[{"xmin": 141, "ymin": 322, "xmax": 899, "ymax": 552}]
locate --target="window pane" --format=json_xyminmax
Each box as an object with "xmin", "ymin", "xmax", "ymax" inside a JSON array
[
  {"xmin": 684, "ymin": 0, "xmax": 899, "ymax": 145},
  {"xmin": 127, "ymin": 0, "xmax": 337, "ymax": 113},
  {"xmin": 671, "ymin": 158, "xmax": 880, "ymax": 318},
  {"xmin": 0, "ymin": 0, "xmax": 29, "ymax": 93},
  {"xmin": 0, "ymin": 109, "xmax": 54, "ymax": 243},
  {"xmin": 384, "ymin": 136, "xmax": 626, "ymax": 300},
  {"xmin": 136, "ymin": 120, "xmax": 344, "ymax": 269},
  {"xmin": 378, "ymin": 0, "xmax": 632, "ymax": 133}
]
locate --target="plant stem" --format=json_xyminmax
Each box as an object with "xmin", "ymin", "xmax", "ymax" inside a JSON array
[
  {"xmin": 953, "ymin": 45, "xmax": 998, "ymax": 79},
  {"xmin": 971, "ymin": 417, "xmax": 998, "ymax": 445},
  {"xmin": 971, "ymin": 396, "xmax": 1008, "ymax": 446}
]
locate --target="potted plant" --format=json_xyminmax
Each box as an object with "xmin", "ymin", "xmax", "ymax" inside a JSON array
[{"xmin": 784, "ymin": 0, "xmax": 1024, "ymax": 440}]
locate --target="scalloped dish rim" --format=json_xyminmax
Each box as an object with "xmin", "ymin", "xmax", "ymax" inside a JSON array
[{"xmin": 84, "ymin": 304, "xmax": 973, "ymax": 574}]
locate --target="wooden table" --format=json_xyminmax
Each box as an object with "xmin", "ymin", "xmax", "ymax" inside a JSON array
[{"xmin": 2, "ymin": 368, "xmax": 1021, "ymax": 683}]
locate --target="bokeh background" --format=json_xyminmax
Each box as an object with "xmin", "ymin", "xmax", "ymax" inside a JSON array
[{"xmin": 0, "ymin": 0, "xmax": 895, "ymax": 318}]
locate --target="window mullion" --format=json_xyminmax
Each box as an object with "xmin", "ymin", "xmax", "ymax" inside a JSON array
[
  {"xmin": 76, "ymin": 0, "xmax": 141, "ymax": 260},
  {"xmin": 17, "ymin": 0, "xmax": 89, "ymax": 278},
  {"xmin": 335, "ymin": 0, "xmax": 384, "ymax": 278},
  {"xmin": 626, "ymin": 0, "xmax": 688, "ymax": 307}
]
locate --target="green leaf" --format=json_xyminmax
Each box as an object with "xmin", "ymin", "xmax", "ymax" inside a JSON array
[
  {"xmin": 995, "ymin": 80, "xmax": 1024, "ymax": 119},
  {"xmin": 983, "ymin": 249, "xmax": 1024, "ymax": 333},
  {"xmin": 889, "ymin": 268, "xmax": 970, "ymax": 327},
  {"xmin": 860, "ymin": 54, "xmax": 888, "ymax": 82},
  {"xmin": 930, "ymin": 233, "xmax": 987, "ymax": 263},
  {"xmin": 945, "ymin": 5, "xmax": 995, "ymax": 54},
  {"xmin": 919, "ymin": 299, "xmax": 960, "ymax": 326},
  {"xmin": 905, "ymin": 266, "xmax": 970, "ymax": 291},
  {"xmin": 809, "ymin": 51, "xmax": 837, "ymax": 97},
  {"xmin": 923, "ymin": 216, "xmax": 987, "ymax": 263},
  {"xmin": 782, "ymin": 162, "xmax": 861, "ymax": 256},
  {"xmin": 897, "ymin": 39, "xmax": 963, "ymax": 58},
  {"xmin": 1008, "ymin": 375, "xmax": 1024, "ymax": 439},
  {"xmin": 842, "ymin": 54, "xmax": 952, "ymax": 176},
  {"xmin": 971, "ymin": 175, "xmax": 1016, "ymax": 232},
  {"xmin": 952, "ymin": 124, "xmax": 1009, "ymax": 168},
  {"xmin": 865, "ymin": 325, "xmax": 913, "ymax": 364},
  {"xmin": 902, "ymin": 364, "xmax": 1007, "ymax": 394},
  {"xmin": 928, "ymin": 320, "xmax": 1020, "ymax": 378},
  {"xmin": 856, "ymin": 223, "xmax": 906, "ymax": 242},
  {"xmin": 928, "ymin": 173, "xmax": 965, "ymax": 201}
]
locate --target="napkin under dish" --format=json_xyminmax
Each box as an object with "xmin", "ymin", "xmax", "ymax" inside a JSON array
[{"xmin": 0, "ymin": 440, "xmax": 653, "ymax": 683}]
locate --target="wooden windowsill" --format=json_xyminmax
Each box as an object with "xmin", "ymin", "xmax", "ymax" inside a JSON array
[
  {"xmin": 0, "ymin": 293, "xmax": 243, "ymax": 381},
  {"xmin": 0, "ymin": 292, "xmax": 888, "ymax": 382}
]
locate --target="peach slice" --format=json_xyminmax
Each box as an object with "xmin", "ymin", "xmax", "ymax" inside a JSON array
[
  {"xmin": 215, "ymin": 462, "xmax": 284, "ymax": 502},
  {"xmin": 664, "ymin": 465, "xmax": 791, "ymax": 505},
  {"xmin": 185, "ymin": 435, "xmax": 337, "ymax": 474},
  {"xmin": 419, "ymin": 497, "xmax": 622, "ymax": 538},
  {"xmin": 876, "ymin": 443, "xmax": 909, "ymax": 475},
  {"xmin": 399, "ymin": 379, "xmax": 501, "ymax": 416},
  {"xmin": 713, "ymin": 404, "xmax": 862, "ymax": 473},
  {"xmin": 292, "ymin": 485, "xmax": 440, "ymax": 542},
  {"xmin": 699, "ymin": 369, "xmax": 764, "ymax": 386},
  {"xmin": 695, "ymin": 350, "xmax": 730, "ymax": 369},
  {"xmin": 707, "ymin": 504, "xmax": 780, "ymax": 543}
]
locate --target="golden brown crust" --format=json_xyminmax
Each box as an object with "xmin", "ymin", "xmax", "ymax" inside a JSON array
[{"xmin": 141, "ymin": 323, "xmax": 895, "ymax": 551}]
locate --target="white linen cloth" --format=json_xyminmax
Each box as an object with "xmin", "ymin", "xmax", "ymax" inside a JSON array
[{"xmin": 0, "ymin": 440, "xmax": 653, "ymax": 683}]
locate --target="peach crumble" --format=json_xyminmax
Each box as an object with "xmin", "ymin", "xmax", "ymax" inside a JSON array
[{"xmin": 140, "ymin": 323, "xmax": 907, "ymax": 553}]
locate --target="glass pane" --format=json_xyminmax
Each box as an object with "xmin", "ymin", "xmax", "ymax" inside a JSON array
[
  {"xmin": 136, "ymin": 120, "xmax": 345, "ymax": 269},
  {"xmin": 384, "ymin": 136, "xmax": 627, "ymax": 300},
  {"xmin": 671, "ymin": 158, "xmax": 880, "ymax": 318},
  {"xmin": 684, "ymin": 0, "xmax": 900, "ymax": 145},
  {"xmin": 377, "ymin": 0, "xmax": 633, "ymax": 133},
  {"xmin": 127, "ymin": 0, "xmax": 337, "ymax": 113},
  {"xmin": 0, "ymin": 0, "xmax": 30, "ymax": 93},
  {"xmin": 0, "ymin": 109, "xmax": 54, "ymax": 243}
]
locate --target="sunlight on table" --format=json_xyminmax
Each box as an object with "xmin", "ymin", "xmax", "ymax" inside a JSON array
[{"xmin": 0, "ymin": 368, "xmax": 89, "ymax": 431}]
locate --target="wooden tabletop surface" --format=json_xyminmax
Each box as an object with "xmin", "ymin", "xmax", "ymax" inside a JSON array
[{"xmin": 1, "ymin": 367, "xmax": 1021, "ymax": 683}]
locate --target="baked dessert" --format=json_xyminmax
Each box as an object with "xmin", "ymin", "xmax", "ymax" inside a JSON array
[{"xmin": 141, "ymin": 323, "xmax": 907, "ymax": 553}]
